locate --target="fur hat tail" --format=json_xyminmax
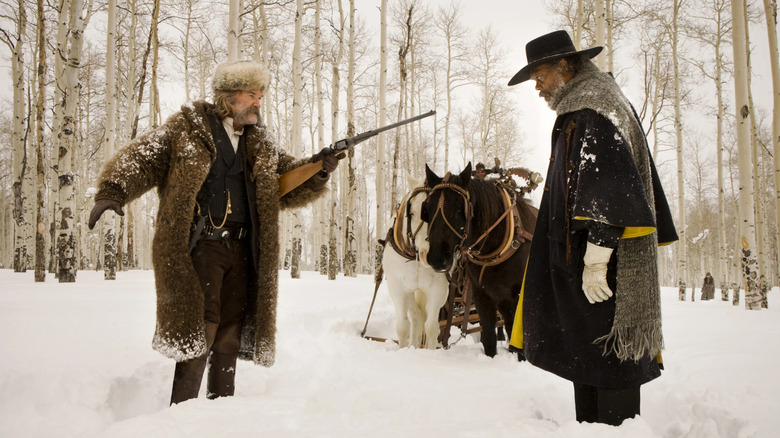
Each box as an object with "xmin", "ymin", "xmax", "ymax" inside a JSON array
[{"xmin": 212, "ymin": 61, "xmax": 270, "ymax": 93}]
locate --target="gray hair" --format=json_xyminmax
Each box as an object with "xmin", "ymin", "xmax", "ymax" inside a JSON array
[{"xmin": 210, "ymin": 90, "xmax": 239, "ymax": 120}]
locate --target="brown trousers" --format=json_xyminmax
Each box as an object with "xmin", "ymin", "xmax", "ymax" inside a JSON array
[{"xmin": 170, "ymin": 238, "xmax": 251, "ymax": 404}]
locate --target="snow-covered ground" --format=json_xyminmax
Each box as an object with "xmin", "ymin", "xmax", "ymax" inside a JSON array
[{"xmin": 0, "ymin": 269, "xmax": 777, "ymax": 438}]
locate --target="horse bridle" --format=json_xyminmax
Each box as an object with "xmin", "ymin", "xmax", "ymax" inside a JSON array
[
  {"xmin": 427, "ymin": 179, "xmax": 528, "ymax": 268},
  {"xmin": 426, "ymin": 181, "xmax": 473, "ymax": 252}
]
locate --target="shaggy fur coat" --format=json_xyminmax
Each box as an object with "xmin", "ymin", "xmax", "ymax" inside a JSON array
[{"xmin": 95, "ymin": 101, "xmax": 328, "ymax": 366}]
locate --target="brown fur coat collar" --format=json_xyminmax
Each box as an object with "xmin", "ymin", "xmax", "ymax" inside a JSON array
[{"xmin": 96, "ymin": 101, "xmax": 328, "ymax": 366}]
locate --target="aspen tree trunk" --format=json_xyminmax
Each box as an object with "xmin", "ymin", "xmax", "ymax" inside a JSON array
[
  {"xmin": 258, "ymin": 4, "xmax": 272, "ymax": 127},
  {"xmin": 123, "ymin": 5, "xmax": 154, "ymax": 270},
  {"xmin": 102, "ymin": 0, "xmax": 118, "ymax": 279},
  {"xmin": 9, "ymin": 0, "xmax": 28, "ymax": 273},
  {"xmin": 438, "ymin": 3, "xmax": 465, "ymax": 171},
  {"xmin": 183, "ymin": 1, "xmax": 192, "ymax": 101},
  {"xmin": 594, "ymin": 0, "xmax": 607, "ymax": 70},
  {"xmin": 765, "ymin": 0, "xmax": 780, "ymax": 284},
  {"xmin": 343, "ymin": 0, "xmax": 357, "ymax": 277},
  {"xmin": 744, "ymin": 6, "xmax": 766, "ymax": 279},
  {"xmin": 50, "ymin": 0, "xmax": 71, "ymax": 275},
  {"xmin": 228, "ymin": 0, "xmax": 241, "ymax": 61},
  {"xmin": 716, "ymin": 40, "xmax": 728, "ymax": 293},
  {"xmin": 574, "ymin": 0, "xmax": 583, "ymax": 48},
  {"xmin": 149, "ymin": 0, "xmax": 161, "ymax": 130},
  {"xmin": 651, "ymin": 45, "xmax": 662, "ymax": 159},
  {"xmin": 606, "ymin": 0, "xmax": 614, "ymax": 72},
  {"xmin": 56, "ymin": 0, "xmax": 87, "ymax": 283},
  {"xmin": 124, "ymin": 0, "xmax": 138, "ymax": 143},
  {"xmin": 731, "ymin": 0, "xmax": 762, "ymax": 310},
  {"xmin": 375, "ymin": 0, "xmax": 388, "ymax": 281},
  {"xmin": 290, "ymin": 0, "xmax": 305, "ymax": 279},
  {"xmin": 313, "ymin": 0, "xmax": 328, "ymax": 274},
  {"xmin": 34, "ymin": 0, "xmax": 47, "ymax": 282},
  {"xmin": 693, "ymin": 0, "xmax": 732, "ymax": 294},
  {"xmin": 391, "ymin": 5, "xmax": 413, "ymax": 214},
  {"xmin": 409, "ymin": 35, "xmax": 418, "ymax": 175},
  {"xmin": 673, "ymin": 0, "xmax": 688, "ymax": 299},
  {"xmin": 328, "ymin": 0, "xmax": 345, "ymax": 281}
]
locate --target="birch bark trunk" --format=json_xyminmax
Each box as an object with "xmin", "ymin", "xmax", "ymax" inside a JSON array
[
  {"xmin": 375, "ymin": 0, "xmax": 388, "ymax": 281},
  {"xmin": 731, "ymin": 0, "xmax": 762, "ymax": 310},
  {"xmin": 594, "ymin": 0, "xmax": 607, "ymax": 70},
  {"xmin": 290, "ymin": 0, "xmax": 305, "ymax": 279},
  {"xmin": 102, "ymin": 0, "xmax": 118, "ymax": 279},
  {"xmin": 56, "ymin": 0, "xmax": 88, "ymax": 282},
  {"xmin": 328, "ymin": 0, "xmax": 345, "ymax": 280},
  {"xmin": 228, "ymin": 0, "xmax": 241, "ymax": 61},
  {"xmin": 764, "ymin": 0, "xmax": 780, "ymax": 286},
  {"xmin": 9, "ymin": 0, "xmax": 28, "ymax": 273},
  {"xmin": 673, "ymin": 0, "xmax": 688, "ymax": 299},
  {"xmin": 343, "ymin": 0, "xmax": 357, "ymax": 277},
  {"xmin": 34, "ymin": 0, "xmax": 47, "ymax": 282}
]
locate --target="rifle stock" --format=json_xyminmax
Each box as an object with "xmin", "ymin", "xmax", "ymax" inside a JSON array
[
  {"xmin": 278, "ymin": 110, "xmax": 435, "ymax": 197},
  {"xmin": 279, "ymin": 160, "xmax": 328, "ymax": 197}
]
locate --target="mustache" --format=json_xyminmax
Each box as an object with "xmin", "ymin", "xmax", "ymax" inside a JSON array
[{"xmin": 239, "ymin": 106, "xmax": 260, "ymax": 117}]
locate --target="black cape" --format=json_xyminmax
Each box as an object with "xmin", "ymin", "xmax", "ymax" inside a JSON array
[{"xmin": 515, "ymin": 109, "xmax": 676, "ymax": 389}]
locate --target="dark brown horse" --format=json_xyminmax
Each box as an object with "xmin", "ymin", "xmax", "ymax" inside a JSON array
[{"xmin": 421, "ymin": 163, "xmax": 537, "ymax": 357}]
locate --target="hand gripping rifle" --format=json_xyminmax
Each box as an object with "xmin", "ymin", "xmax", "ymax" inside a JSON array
[{"xmin": 279, "ymin": 110, "xmax": 436, "ymax": 197}]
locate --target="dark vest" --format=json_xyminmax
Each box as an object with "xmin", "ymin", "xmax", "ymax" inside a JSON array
[{"xmin": 198, "ymin": 115, "xmax": 251, "ymax": 225}]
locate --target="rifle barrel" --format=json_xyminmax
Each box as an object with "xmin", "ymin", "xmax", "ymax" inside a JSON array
[{"xmin": 338, "ymin": 110, "xmax": 436, "ymax": 150}]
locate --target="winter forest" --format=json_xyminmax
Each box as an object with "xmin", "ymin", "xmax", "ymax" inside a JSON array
[{"xmin": 0, "ymin": 0, "xmax": 778, "ymax": 306}]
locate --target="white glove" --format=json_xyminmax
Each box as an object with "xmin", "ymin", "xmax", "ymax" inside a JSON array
[{"xmin": 582, "ymin": 242, "xmax": 614, "ymax": 304}]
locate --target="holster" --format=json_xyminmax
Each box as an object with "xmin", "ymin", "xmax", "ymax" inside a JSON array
[{"xmin": 189, "ymin": 213, "xmax": 207, "ymax": 254}]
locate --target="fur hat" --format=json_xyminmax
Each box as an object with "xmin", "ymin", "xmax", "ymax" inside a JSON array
[{"xmin": 212, "ymin": 61, "xmax": 271, "ymax": 93}]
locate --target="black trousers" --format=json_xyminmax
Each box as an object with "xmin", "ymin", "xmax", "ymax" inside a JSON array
[
  {"xmin": 170, "ymin": 238, "xmax": 250, "ymax": 404},
  {"xmin": 573, "ymin": 382, "xmax": 640, "ymax": 426}
]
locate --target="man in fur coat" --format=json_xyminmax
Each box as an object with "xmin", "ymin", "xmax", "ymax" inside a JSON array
[
  {"xmin": 507, "ymin": 31, "xmax": 678, "ymax": 425},
  {"xmin": 88, "ymin": 61, "xmax": 341, "ymax": 404}
]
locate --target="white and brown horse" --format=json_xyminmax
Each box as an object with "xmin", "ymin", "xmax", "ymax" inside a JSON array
[{"xmin": 381, "ymin": 177, "xmax": 450, "ymax": 349}]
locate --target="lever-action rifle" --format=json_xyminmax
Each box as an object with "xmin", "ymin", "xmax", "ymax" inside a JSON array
[{"xmin": 279, "ymin": 110, "xmax": 436, "ymax": 197}]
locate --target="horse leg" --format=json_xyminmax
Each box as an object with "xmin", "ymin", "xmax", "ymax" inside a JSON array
[
  {"xmin": 389, "ymin": 289, "xmax": 413, "ymax": 348},
  {"xmin": 496, "ymin": 326, "xmax": 506, "ymax": 342},
  {"xmin": 408, "ymin": 290, "xmax": 424, "ymax": 348},
  {"xmin": 473, "ymin": 289, "xmax": 498, "ymax": 357},
  {"xmin": 418, "ymin": 286, "xmax": 446, "ymax": 350},
  {"xmin": 497, "ymin": 299, "xmax": 516, "ymax": 346}
]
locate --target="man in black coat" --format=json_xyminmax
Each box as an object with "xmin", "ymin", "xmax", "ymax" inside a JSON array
[{"xmin": 507, "ymin": 31, "xmax": 677, "ymax": 425}]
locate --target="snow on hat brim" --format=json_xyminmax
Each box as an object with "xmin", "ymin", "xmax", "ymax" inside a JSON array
[{"xmin": 212, "ymin": 61, "xmax": 270, "ymax": 92}]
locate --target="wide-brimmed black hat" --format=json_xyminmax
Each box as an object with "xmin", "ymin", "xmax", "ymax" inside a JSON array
[{"xmin": 507, "ymin": 30, "xmax": 602, "ymax": 86}]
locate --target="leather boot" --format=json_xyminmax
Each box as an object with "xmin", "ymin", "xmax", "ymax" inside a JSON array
[
  {"xmin": 170, "ymin": 354, "xmax": 208, "ymax": 405},
  {"xmin": 169, "ymin": 323, "xmax": 218, "ymax": 405},
  {"xmin": 206, "ymin": 352, "xmax": 238, "ymax": 399}
]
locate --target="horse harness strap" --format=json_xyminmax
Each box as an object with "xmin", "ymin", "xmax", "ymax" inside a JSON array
[
  {"xmin": 430, "ymin": 180, "xmax": 533, "ymax": 285},
  {"xmin": 428, "ymin": 182, "xmax": 472, "ymax": 242},
  {"xmin": 389, "ymin": 186, "xmax": 431, "ymax": 261}
]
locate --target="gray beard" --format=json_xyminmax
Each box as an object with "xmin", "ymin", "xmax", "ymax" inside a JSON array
[{"xmin": 544, "ymin": 74, "xmax": 568, "ymax": 110}]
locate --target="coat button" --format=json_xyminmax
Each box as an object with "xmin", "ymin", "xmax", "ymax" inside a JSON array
[{"xmin": 549, "ymin": 157, "xmax": 555, "ymax": 162}]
